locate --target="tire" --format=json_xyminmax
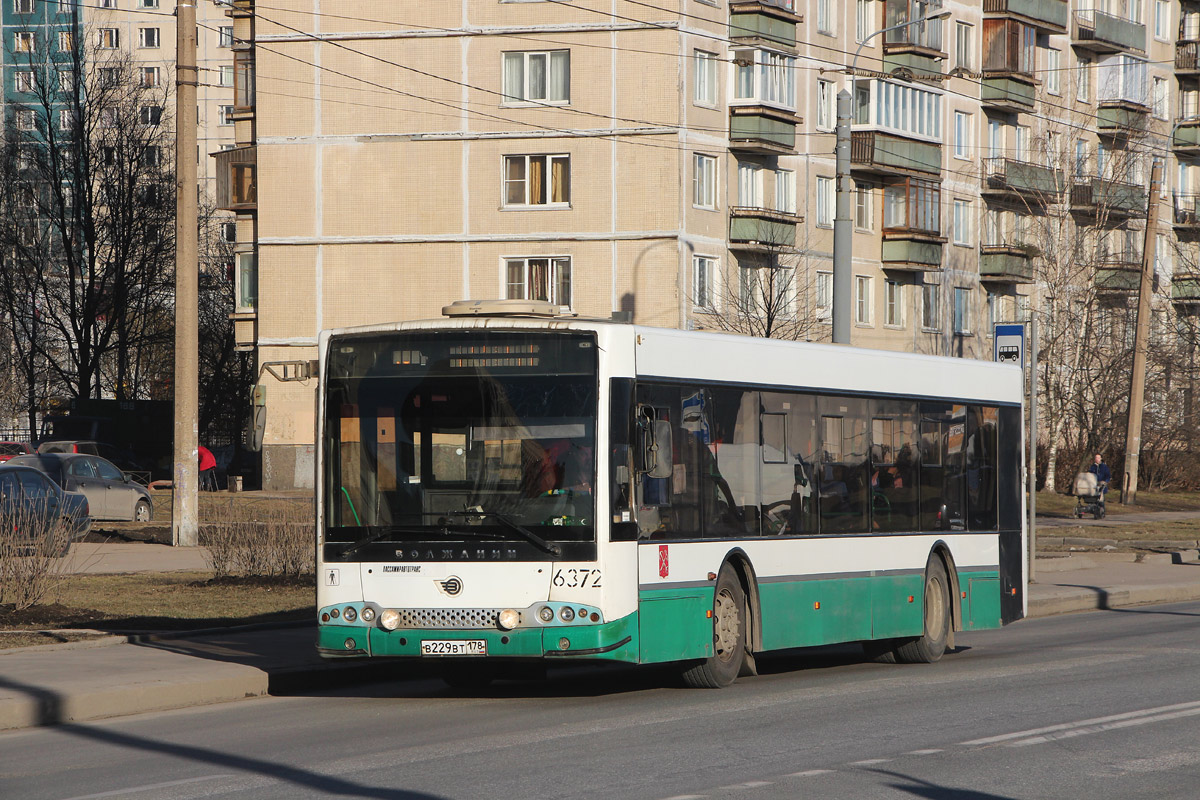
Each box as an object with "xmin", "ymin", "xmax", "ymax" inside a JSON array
[
  {"xmin": 895, "ymin": 556, "xmax": 951, "ymax": 664},
  {"xmin": 682, "ymin": 563, "xmax": 747, "ymax": 688},
  {"xmin": 134, "ymin": 500, "xmax": 152, "ymax": 523},
  {"xmin": 862, "ymin": 639, "xmax": 898, "ymax": 664}
]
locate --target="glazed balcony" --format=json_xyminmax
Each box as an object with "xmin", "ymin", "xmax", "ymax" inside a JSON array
[
  {"xmin": 850, "ymin": 130, "xmax": 941, "ymax": 177},
  {"xmin": 979, "ymin": 243, "xmax": 1036, "ymax": 282},
  {"xmin": 1173, "ymin": 193, "xmax": 1200, "ymax": 231},
  {"xmin": 982, "ymin": 158, "xmax": 1063, "ymax": 202},
  {"xmin": 1070, "ymin": 177, "xmax": 1147, "ymax": 218},
  {"xmin": 214, "ymin": 146, "xmax": 257, "ymax": 212},
  {"xmin": 728, "ymin": 207, "xmax": 803, "ymax": 250},
  {"xmin": 1072, "ymin": 10, "xmax": 1146, "ymax": 54},
  {"xmin": 982, "ymin": 0, "xmax": 1068, "ymax": 33},
  {"xmin": 1174, "ymin": 118, "xmax": 1200, "ymax": 156},
  {"xmin": 729, "ymin": 0, "xmax": 803, "ymax": 49},
  {"xmin": 729, "ymin": 106, "xmax": 801, "ymax": 154}
]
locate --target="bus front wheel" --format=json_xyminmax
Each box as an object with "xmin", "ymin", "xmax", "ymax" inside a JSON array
[
  {"xmin": 682, "ymin": 564, "xmax": 746, "ymax": 688},
  {"xmin": 895, "ymin": 556, "xmax": 951, "ymax": 664}
]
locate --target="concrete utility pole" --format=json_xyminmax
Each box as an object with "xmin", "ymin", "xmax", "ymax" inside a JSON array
[
  {"xmin": 1121, "ymin": 161, "xmax": 1162, "ymax": 507},
  {"xmin": 172, "ymin": 0, "xmax": 199, "ymax": 546}
]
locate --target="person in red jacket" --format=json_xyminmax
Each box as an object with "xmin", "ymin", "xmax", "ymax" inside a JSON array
[{"xmin": 198, "ymin": 445, "xmax": 218, "ymax": 491}]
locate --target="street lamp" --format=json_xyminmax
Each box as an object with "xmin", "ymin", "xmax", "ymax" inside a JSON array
[{"xmin": 831, "ymin": 8, "xmax": 952, "ymax": 345}]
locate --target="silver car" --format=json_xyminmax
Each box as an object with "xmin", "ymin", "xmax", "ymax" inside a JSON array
[
  {"xmin": 8, "ymin": 453, "xmax": 153, "ymax": 522},
  {"xmin": 0, "ymin": 464, "xmax": 91, "ymax": 555}
]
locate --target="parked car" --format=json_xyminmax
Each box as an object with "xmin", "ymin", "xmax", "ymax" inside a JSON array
[
  {"xmin": 8, "ymin": 453, "xmax": 153, "ymax": 522},
  {"xmin": 36, "ymin": 441, "xmax": 152, "ymax": 485},
  {"xmin": 0, "ymin": 441, "xmax": 33, "ymax": 463},
  {"xmin": 0, "ymin": 464, "xmax": 91, "ymax": 555}
]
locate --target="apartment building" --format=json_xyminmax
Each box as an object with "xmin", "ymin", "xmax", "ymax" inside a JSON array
[{"xmin": 221, "ymin": 0, "xmax": 1189, "ymax": 489}]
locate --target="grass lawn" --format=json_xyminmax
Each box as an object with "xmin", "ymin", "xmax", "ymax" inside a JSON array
[
  {"xmin": 0, "ymin": 571, "xmax": 312, "ymax": 650},
  {"xmin": 1035, "ymin": 489, "xmax": 1200, "ymax": 517}
]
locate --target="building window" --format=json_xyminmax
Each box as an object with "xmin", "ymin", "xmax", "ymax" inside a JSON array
[
  {"xmin": 738, "ymin": 164, "xmax": 764, "ymax": 208},
  {"xmin": 219, "ymin": 26, "xmax": 234, "ymax": 48},
  {"xmin": 955, "ymin": 22, "xmax": 972, "ymax": 72},
  {"xmin": 855, "ymin": 182, "xmax": 873, "ymax": 231},
  {"xmin": 694, "ymin": 255, "xmax": 717, "ymax": 309},
  {"xmin": 818, "ymin": 0, "xmax": 834, "ymax": 34},
  {"xmin": 952, "ymin": 199, "xmax": 972, "ymax": 245},
  {"xmin": 15, "ymin": 0, "xmax": 34, "ymax": 13},
  {"xmin": 857, "ymin": 79, "xmax": 942, "ymax": 141},
  {"xmin": 817, "ymin": 79, "xmax": 834, "ymax": 131},
  {"xmin": 58, "ymin": 31, "xmax": 74, "ymax": 52},
  {"xmin": 885, "ymin": 280, "xmax": 902, "ymax": 327},
  {"xmin": 502, "ymin": 50, "xmax": 570, "ymax": 104},
  {"xmin": 1154, "ymin": 0, "xmax": 1170, "ymax": 39},
  {"xmin": 234, "ymin": 51, "xmax": 255, "ymax": 109},
  {"xmin": 816, "ymin": 176, "xmax": 834, "ymax": 227},
  {"xmin": 953, "ymin": 111, "xmax": 971, "ymax": 159},
  {"xmin": 219, "ymin": 105, "xmax": 235, "ymax": 125},
  {"xmin": 922, "ymin": 284, "xmax": 940, "ymax": 330},
  {"xmin": 1015, "ymin": 125, "xmax": 1029, "ymax": 161},
  {"xmin": 775, "ymin": 169, "xmax": 795, "ymax": 214},
  {"xmin": 16, "ymin": 108, "xmax": 36, "ymax": 131},
  {"xmin": 140, "ymin": 105, "xmax": 162, "ymax": 126},
  {"xmin": 1076, "ymin": 57, "xmax": 1090, "ymax": 103},
  {"xmin": 58, "ymin": 69, "xmax": 74, "ymax": 93},
  {"xmin": 855, "ymin": 276, "xmax": 873, "ymax": 325},
  {"xmin": 59, "ymin": 109, "xmax": 73, "ymax": 131},
  {"xmin": 141, "ymin": 67, "xmax": 161, "ymax": 88},
  {"xmin": 222, "ymin": 222, "xmax": 237, "ymax": 242},
  {"xmin": 15, "ymin": 71, "xmax": 35, "ymax": 93},
  {"xmin": 733, "ymin": 48, "xmax": 796, "ymax": 109},
  {"xmin": 97, "ymin": 28, "xmax": 119, "ymax": 49},
  {"xmin": 1153, "ymin": 77, "xmax": 1167, "ymax": 120},
  {"xmin": 503, "ymin": 154, "xmax": 570, "ymax": 207},
  {"xmin": 694, "ymin": 154, "xmax": 717, "ymax": 209},
  {"xmin": 741, "ymin": 263, "xmax": 794, "ymax": 316},
  {"xmin": 236, "ymin": 252, "xmax": 257, "ymax": 311},
  {"xmin": 884, "ymin": 178, "xmax": 940, "ymax": 233},
  {"xmin": 953, "ymin": 287, "xmax": 971, "ymax": 334},
  {"xmin": 856, "ymin": 0, "xmax": 873, "ymax": 43},
  {"xmin": 140, "ymin": 0, "xmax": 159, "ymax": 7},
  {"xmin": 816, "ymin": 271, "xmax": 832, "ymax": 320},
  {"xmin": 139, "ymin": 28, "xmax": 160, "ymax": 48},
  {"xmin": 14, "ymin": 31, "xmax": 35, "ymax": 52},
  {"xmin": 694, "ymin": 50, "xmax": 717, "ymax": 106},
  {"xmin": 219, "ymin": 65, "xmax": 234, "ymax": 87},
  {"xmin": 505, "ymin": 256, "xmax": 572, "ymax": 307},
  {"xmin": 1045, "ymin": 49, "xmax": 1061, "ymax": 95}
]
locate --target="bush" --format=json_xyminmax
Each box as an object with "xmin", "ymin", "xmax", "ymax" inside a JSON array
[
  {"xmin": 200, "ymin": 500, "xmax": 313, "ymax": 580},
  {"xmin": 0, "ymin": 504, "xmax": 76, "ymax": 610}
]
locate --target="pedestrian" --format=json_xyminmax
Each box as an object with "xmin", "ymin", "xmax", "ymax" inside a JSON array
[
  {"xmin": 198, "ymin": 445, "xmax": 218, "ymax": 491},
  {"xmin": 1088, "ymin": 453, "xmax": 1111, "ymax": 499}
]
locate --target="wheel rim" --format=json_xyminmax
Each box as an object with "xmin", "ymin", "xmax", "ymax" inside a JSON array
[
  {"xmin": 713, "ymin": 588, "xmax": 740, "ymax": 662},
  {"xmin": 925, "ymin": 575, "xmax": 946, "ymax": 637},
  {"xmin": 136, "ymin": 503, "xmax": 149, "ymax": 522}
]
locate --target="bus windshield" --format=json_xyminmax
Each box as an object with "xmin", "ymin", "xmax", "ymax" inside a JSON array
[{"xmin": 323, "ymin": 330, "xmax": 598, "ymax": 552}]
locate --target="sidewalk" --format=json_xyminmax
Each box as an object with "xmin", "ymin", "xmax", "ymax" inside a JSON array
[{"xmin": 2, "ymin": 545, "xmax": 1199, "ymax": 733}]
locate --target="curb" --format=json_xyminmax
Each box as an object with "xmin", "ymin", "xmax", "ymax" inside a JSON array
[{"xmin": 1028, "ymin": 582, "xmax": 1200, "ymax": 618}]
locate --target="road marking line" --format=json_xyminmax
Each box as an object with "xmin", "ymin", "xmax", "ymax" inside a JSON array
[
  {"xmin": 61, "ymin": 774, "xmax": 237, "ymax": 800},
  {"xmin": 785, "ymin": 769, "xmax": 833, "ymax": 777},
  {"xmin": 661, "ymin": 795, "xmax": 707, "ymax": 800},
  {"xmin": 849, "ymin": 758, "xmax": 892, "ymax": 766},
  {"xmin": 906, "ymin": 749, "xmax": 944, "ymax": 756},
  {"xmin": 960, "ymin": 700, "xmax": 1200, "ymax": 747},
  {"xmin": 1008, "ymin": 707, "xmax": 1200, "ymax": 747}
]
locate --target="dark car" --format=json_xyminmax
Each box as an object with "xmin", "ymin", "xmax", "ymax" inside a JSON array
[
  {"xmin": 0, "ymin": 464, "xmax": 91, "ymax": 555},
  {"xmin": 8, "ymin": 453, "xmax": 153, "ymax": 522},
  {"xmin": 0, "ymin": 441, "xmax": 33, "ymax": 463}
]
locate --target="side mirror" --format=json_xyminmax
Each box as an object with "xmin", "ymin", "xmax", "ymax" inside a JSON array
[
  {"xmin": 637, "ymin": 412, "xmax": 673, "ymax": 480},
  {"xmin": 122, "ymin": 473, "xmax": 131, "ymax": 483}
]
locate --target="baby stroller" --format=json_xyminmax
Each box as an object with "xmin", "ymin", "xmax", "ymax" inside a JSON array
[{"xmin": 1073, "ymin": 472, "xmax": 1107, "ymax": 519}]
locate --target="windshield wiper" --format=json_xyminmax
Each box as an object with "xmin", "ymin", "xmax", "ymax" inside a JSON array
[
  {"xmin": 449, "ymin": 511, "xmax": 561, "ymax": 557},
  {"xmin": 336, "ymin": 526, "xmax": 429, "ymax": 560}
]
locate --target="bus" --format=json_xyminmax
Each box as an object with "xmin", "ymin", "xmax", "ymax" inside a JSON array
[{"xmin": 316, "ymin": 300, "xmax": 1026, "ymax": 688}]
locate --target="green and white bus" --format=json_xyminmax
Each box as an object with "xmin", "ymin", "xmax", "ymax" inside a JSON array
[{"xmin": 316, "ymin": 300, "xmax": 1026, "ymax": 687}]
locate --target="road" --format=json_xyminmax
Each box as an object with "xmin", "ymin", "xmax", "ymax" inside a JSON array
[{"xmin": 3, "ymin": 602, "xmax": 1200, "ymax": 800}]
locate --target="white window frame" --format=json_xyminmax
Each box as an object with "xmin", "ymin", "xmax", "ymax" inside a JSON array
[
  {"xmin": 58, "ymin": 31, "xmax": 74, "ymax": 53},
  {"xmin": 857, "ymin": 79, "xmax": 943, "ymax": 142},
  {"xmin": 694, "ymin": 255, "xmax": 717, "ymax": 310},
  {"xmin": 855, "ymin": 275, "xmax": 873, "ymax": 326},
  {"xmin": 953, "ymin": 286, "xmax": 972, "ymax": 335},
  {"xmin": 885, "ymin": 280, "xmax": 903, "ymax": 327},
  {"xmin": 1045, "ymin": 49, "xmax": 1061, "ymax": 95},
  {"xmin": 952, "ymin": 199, "xmax": 972, "ymax": 246},
  {"xmin": 818, "ymin": 0, "xmax": 834, "ymax": 35},
  {"xmin": 58, "ymin": 69, "xmax": 74, "ymax": 93},
  {"xmin": 693, "ymin": 154, "xmax": 717, "ymax": 210},
  {"xmin": 14, "ymin": 71, "xmax": 35, "ymax": 93},
  {"xmin": 1077, "ymin": 57, "xmax": 1091, "ymax": 103},
  {"xmin": 775, "ymin": 169, "xmax": 795, "ymax": 213},
  {"xmin": 856, "ymin": 0, "xmax": 873, "ymax": 44},
  {"xmin": 139, "ymin": 27, "xmax": 160, "ymax": 49},
  {"xmin": 503, "ymin": 154, "xmax": 571, "ymax": 208},
  {"xmin": 854, "ymin": 181, "xmax": 873, "ymax": 231},
  {"xmin": 140, "ymin": 105, "xmax": 162, "ymax": 126},
  {"xmin": 219, "ymin": 26, "xmax": 234, "ymax": 48},
  {"xmin": 732, "ymin": 48, "xmax": 796, "ymax": 111},
  {"xmin": 235, "ymin": 252, "xmax": 257, "ymax": 312},
  {"xmin": 97, "ymin": 28, "xmax": 119, "ymax": 49},
  {"xmin": 817, "ymin": 79, "xmax": 835, "ymax": 131},
  {"xmin": 142, "ymin": 67, "xmax": 161, "ymax": 88},
  {"xmin": 816, "ymin": 271, "xmax": 832, "ymax": 321},
  {"xmin": 1152, "ymin": 76, "xmax": 1167, "ymax": 120},
  {"xmin": 14, "ymin": 31, "xmax": 34, "ymax": 52},
  {"xmin": 16, "ymin": 108, "xmax": 36, "ymax": 131},
  {"xmin": 954, "ymin": 22, "xmax": 972, "ymax": 72},
  {"xmin": 219, "ymin": 105, "xmax": 235, "ymax": 125},
  {"xmin": 58, "ymin": 108, "xmax": 73, "ymax": 131},
  {"xmin": 816, "ymin": 176, "xmax": 834, "ymax": 227},
  {"xmin": 503, "ymin": 256, "xmax": 572, "ymax": 308},
  {"xmin": 15, "ymin": 0, "xmax": 34, "ymax": 13},
  {"xmin": 738, "ymin": 164, "xmax": 764, "ymax": 208},
  {"xmin": 953, "ymin": 111, "xmax": 971, "ymax": 160},
  {"xmin": 502, "ymin": 49, "xmax": 570, "ymax": 105},
  {"xmin": 922, "ymin": 283, "xmax": 940, "ymax": 330},
  {"xmin": 1154, "ymin": 0, "xmax": 1170, "ymax": 40},
  {"xmin": 694, "ymin": 50, "xmax": 718, "ymax": 107},
  {"xmin": 140, "ymin": 0, "xmax": 159, "ymax": 7}
]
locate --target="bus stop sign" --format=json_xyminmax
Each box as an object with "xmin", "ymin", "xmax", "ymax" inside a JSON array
[{"xmin": 993, "ymin": 323, "xmax": 1024, "ymax": 366}]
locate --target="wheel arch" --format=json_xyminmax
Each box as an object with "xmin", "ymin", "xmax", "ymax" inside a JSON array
[
  {"xmin": 721, "ymin": 547, "xmax": 762, "ymax": 654},
  {"xmin": 928, "ymin": 540, "xmax": 961, "ymax": 646}
]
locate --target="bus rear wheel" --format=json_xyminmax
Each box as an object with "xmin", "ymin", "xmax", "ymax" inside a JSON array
[
  {"xmin": 682, "ymin": 564, "xmax": 746, "ymax": 688},
  {"xmin": 895, "ymin": 556, "xmax": 951, "ymax": 664}
]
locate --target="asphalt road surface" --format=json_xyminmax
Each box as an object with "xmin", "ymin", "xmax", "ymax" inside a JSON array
[{"xmin": 3, "ymin": 601, "xmax": 1200, "ymax": 800}]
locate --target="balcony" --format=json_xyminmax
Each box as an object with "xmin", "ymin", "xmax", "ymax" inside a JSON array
[
  {"xmin": 1072, "ymin": 10, "xmax": 1146, "ymax": 54},
  {"xmin": 1172, "ymin": 276, "xmax": 1200, "ymax": 309},
  {"xmin": 1173, "ymin": 193, "xmax": 1200, "ymax": 232},
  {"xmin": 881, "ymin": 235, "xmax": 944, "ymax": 270},
  {"xmin": 979, "ymin": 244, "xmax": 1036, "ymax": 282},
  {"xmin": 981, "ymin": 77, "xmax": 1037, "ymax": 112},
  {"xmin": 728, "ymin": 207, "xmax": 803, "ymax": 250},
  {"xmin": 1097, "ymin": 102, "xmax": 1150, "ymax": 136},
  {"xmin": 1095, "ymin": 254, "xmax": 1143, "ymax": 292},
  {"xmin": 729, "ymin": 0, "xmax": 802, "ymax": 49},
  {"xmin": 982, "ymin": 158, "xmax": 1063, "ymax": 201},
  {"xmin": 214, "ymin": 146, "xmax": 257, "ymax": 212},
  {"xmin": 982, "ymin": 0, "xmax": 1068, "ymax": 33},
  {"xmin": 729, "ymin": 106, "xmax": 801, "ymax": 154},
  {"xmin": 1179, "ymin": 41, "xmax": 1200, "ymax": 74},
  {"xmin": 850, "ymin": 131, "xmax": 941, "ymax": 177},
  {"xmin": 1070, "ymin": 177, "xmax": 1147, "ymax": 218},
  {"xmin": 1174, "ymin": 118, "xmax": 1200, "ymax": 156}
]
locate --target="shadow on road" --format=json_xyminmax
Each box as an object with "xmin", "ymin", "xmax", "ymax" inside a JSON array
[
  {"xmin": 1056, "ymin": 586, "xmax": 1200, "ymax": 616},
  {"xmin": 872, "ymin": 768, "xmax": 1019, "ymax": 799}
]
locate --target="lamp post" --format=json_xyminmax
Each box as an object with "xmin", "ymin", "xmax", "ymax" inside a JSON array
[{"xmin": 832, "ymin": 8, "xmax": 951, "ymax": 344}]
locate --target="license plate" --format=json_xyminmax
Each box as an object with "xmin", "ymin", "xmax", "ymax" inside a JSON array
[{"xmin": 420, "ymin": 639, "xmax": 487, "ymax": 656}]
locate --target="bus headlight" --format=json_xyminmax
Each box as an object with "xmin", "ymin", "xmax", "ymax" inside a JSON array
[
  {"xmin": 360, "ymin": 607, "xmax": 376, "ymax": 622},
  {"xmin": 497, "ymin": 609, "xmax": 520, "ymax": 630},
  {"xmin": 558, "ymin": 607, "xmax": 575, "ymax": 622},
  {"xmin": 537, "ymin": 606, "xmax": 555, "ymax": 623},
  {"xmin": 379, "ymin": 609, "xmax": 400, "ymax": 631},
  {"xmin": 343, "ymin": 607, "xmax": 358, "ymax": 623}
]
